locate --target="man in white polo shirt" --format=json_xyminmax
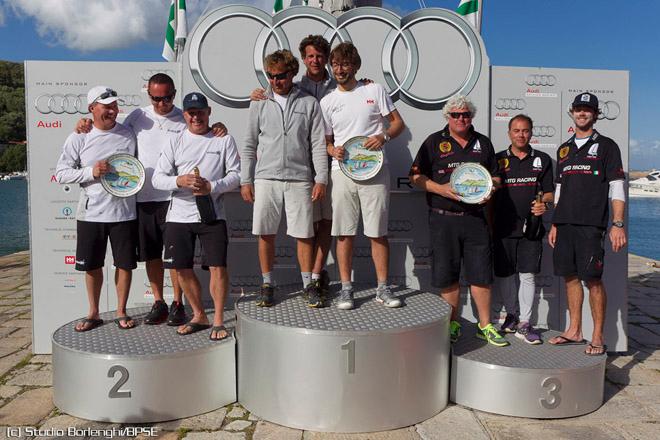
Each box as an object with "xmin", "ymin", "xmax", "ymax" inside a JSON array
[
  {"xmin": 153, "ymin": 92, "xmax": 240, "ymax": 340},
  {"xmin": 55, "ymin": 86, "xmax": 138, "ymax": 331},
  {"xmin": 320, "ymin": 42, "xmax": 405, "ymax": 310}
]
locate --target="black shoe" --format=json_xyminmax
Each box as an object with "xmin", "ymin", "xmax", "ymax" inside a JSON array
[
  {"xmin": 319, "ymin": 270, "xmax": 331, "ymax": 299},
  {"xmin": 256, "ymin": 283, "xmax": 274, "ymax": 307},
  {"xmin": 167, "ymin": 301, "xmax": 186, "ymax": 326},
  {"xmin": 305, "ymin": 281, "xmax": 323, "ymax": 308},
  {"xmin": 144, "ymin": 300, "xmax": 168, "ymax": 325}
]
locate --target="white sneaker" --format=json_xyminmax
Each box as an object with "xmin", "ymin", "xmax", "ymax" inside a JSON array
[
  {"xmin": 336, "ymin": 289, "xmax": 354, "ymax": 310},
  {"xmin": 375, "ymin": 287, "xmax": 401, "ymax": 308}
]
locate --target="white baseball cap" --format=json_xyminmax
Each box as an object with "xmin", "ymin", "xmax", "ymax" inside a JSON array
[{"xmin": 87, "ymin": 86, "xmax": 118, "ymax": 105}]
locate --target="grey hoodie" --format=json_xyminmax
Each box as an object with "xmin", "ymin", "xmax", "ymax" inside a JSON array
[{"xmin": 241, "ymin": 85, "xmax": 328, "ymax": 185}]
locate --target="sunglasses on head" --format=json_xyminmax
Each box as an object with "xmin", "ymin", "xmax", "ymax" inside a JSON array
[
  {"xmin": 149, "ymin": 94, "xmax": 174, "ymax": 103},
  {"xmin": 266, "ymin": 71, "xmax": 290, "ymax": 81},
  {"xmin": 449, "ymin": 112, "xmax": 472, "ymax": 119},
  {"xmin": 95, "ymin": 90, "xmax": 117, "ymax": 102}
]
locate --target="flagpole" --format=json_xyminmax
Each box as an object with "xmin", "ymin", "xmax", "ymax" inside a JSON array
[{"xmin": 477, "ymin": 0, "xmax": 483, "ymax": 34}]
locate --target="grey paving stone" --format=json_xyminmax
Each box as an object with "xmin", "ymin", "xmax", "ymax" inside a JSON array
[
  {"xmin": 606, "ymin": 364, "xmax": 660, "ymax": 385},
  {"xmin": 304, "ymin": 428, "xmax": 420, "ymax": 440},
  {"xmin": 483, "ymin": 421, "xmax": 626, "ymax": 440},
  {"xmin": 568, "ymin": 383, "xmax": 655, "ymax": 423},
  {"xmin": 135, "ymin": 432, "xmax": 179, "ymax": 440},
  {"xmin": 30, "ymin": 354, "xmax": 53, "ymax": 363},
  {"xmin": 7, "ymin": 327, "xmax": 30, "ymax": 339},
  {"xmin": 615, "ymin": 421, "xmax": 660, "ymax": 440},
  {"xmin": 252, "ymin": 420, "xmax": 302, "ymax": 440},
  {"xmin": 224, "ymin": 420, "xmax": 252, "ymax": 431},
  {"xmin": 226, "ymin": 406, "xmax": 247, "ymax": 418},
  {"xmin": 0, "ymin": 385, "xmax": 20, "ymax": 399},
  {"xmin": 0, "ymin": 335, "xmax": 31, "ymax": 349},
  {"xmin": 416, "ymin": 405, "xmax": 488, "ymax": 440},
  {"xmin": 1, "ymin": 319, "xmax": 32, "ymax": 329},
  {"xmin": 184, "ymin": 432, "xmax": 245, "ymax": 440},
  {"xmin": 640, "ymin": 323, "xmax": 660, "ymax": 335},
  {"xmin": 0, "ymin": 348, "xmax": 29, "ymax": 377},
  {"xmin": 7, "ymin": 369, "xmax": 52, "ymax": 386},
  {"xmin": 39, "ymin": 414, "xmax": 120, "ymax": 431},
  {"xmin": 157, "ymin": 407, "xmax": 227, "ymax": 431},
  {"xmin": 248, "ymin": 413, "xmax": 261, "ymax": 421},
  {"xmin": 0, "ymin": 387, "xmax": 53, "ymax": 425},
  {"xmin": 622, "ymin": 384, "xmax": 660, "ymax": 415},
  {"xmin": 0, "ymin": 426, "xmax": 30, "ymax": 440}
]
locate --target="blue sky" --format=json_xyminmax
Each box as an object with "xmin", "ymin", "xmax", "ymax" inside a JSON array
[{"xmin": 1, "ymin": 0, "xmax": 659, "ymax": 167}]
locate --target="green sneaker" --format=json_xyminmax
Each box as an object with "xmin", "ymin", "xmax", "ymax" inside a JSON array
[
  {"xmin": 449, "ymin": 320, "xmax": 462, "ymax": 343},
  {"xmin": 477, "ymin": 323, "xmax": 510, "ymax": 347}
]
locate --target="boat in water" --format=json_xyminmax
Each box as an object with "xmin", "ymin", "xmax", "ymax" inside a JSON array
[{"xmin": 629, "ymin": 170, "xmax": 660, "ymax": 198}]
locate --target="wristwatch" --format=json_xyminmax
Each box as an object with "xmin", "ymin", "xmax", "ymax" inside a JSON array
[
  {"xmin": 612, "ymin": 221, "xmax": 624, "ymax": 228},
  {"xmin": 382, "ymin": 132, "xmax": 391, "ymax": 142}
]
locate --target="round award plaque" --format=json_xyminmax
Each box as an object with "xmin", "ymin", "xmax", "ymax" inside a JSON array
[
  {"xmin": 450, "ymin": 163, "xmax": 493, "ymax": 204},
  {"xmin": 100, "ymin": 154, "xmax": 145, "ymax": 197},
  {"xmin": 339, "ymin": 136, "xmax": 384, "ymax": 181}
]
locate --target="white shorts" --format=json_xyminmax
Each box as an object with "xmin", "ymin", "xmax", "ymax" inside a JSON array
[
  {"xmin": 331, "ymin": 167, "xmax": 390, "ymax": 238},
  {"xmin": 313, "ymin": 174, "xmax": 333, "ymax": 223},
  {"xmin": 252, "ymin": 179, "xmax": 314, "ymax": 239}
]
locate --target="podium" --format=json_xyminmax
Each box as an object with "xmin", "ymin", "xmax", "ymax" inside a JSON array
[
  {"xmin": 52, "ymin": 307, "xmax": 236, "ymax": 423},
  {"xmin": 236, "ymin": 285, "xmax": 452, "ymax": 432}
]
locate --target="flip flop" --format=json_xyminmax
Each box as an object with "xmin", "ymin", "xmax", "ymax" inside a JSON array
[
  {"xmin": 115, "ymin": 316, "xmax": 135, "ymax": 330},
  {"xmin": 548, "ymin": 335, "xmax": 586, "ymax": 346},
  {"xmin": 177, "ymin": 322, "xmax": 211, "ymax": 336},
  {"xmin": 210, "ymin": 325, "xmax": 231, "ymax": 341},
  {"xmin": 585, "ymin": 343, "xmax": 607, "ymax": 356},
  {"xmin": 74, "ymin": 318, "xmax": 103, "ymax": 332}
]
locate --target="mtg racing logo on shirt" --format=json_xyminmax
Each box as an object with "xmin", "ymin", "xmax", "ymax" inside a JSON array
[{"xmin": 561, "ymin": 164, "xmax": 599, "ymax": 176}]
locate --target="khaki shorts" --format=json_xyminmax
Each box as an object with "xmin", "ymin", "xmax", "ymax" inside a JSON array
[
  {"xmin": 252, "ymin": 179, "xmax": 314, "ymax": 239},
  {"xmin": 313, "ymin": 175, "xmax": 333, "ymax": 223},
  {"xmin": 331, "ymin": 167, "xmax": 390, "ymax": 238}
]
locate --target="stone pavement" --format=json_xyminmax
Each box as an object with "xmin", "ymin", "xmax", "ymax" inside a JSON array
[{"xmin": 0, "ymin": 250, "xmax": 657, "ymax": 439}]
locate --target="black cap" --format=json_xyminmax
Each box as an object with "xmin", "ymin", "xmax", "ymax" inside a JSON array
[
  {"xmin": 571, "ymin": 93, "xmax": 599, "ymax": 112},
  {"xmin": 183, "ymin": 92, "xmax": 209, "ymax": 111}
]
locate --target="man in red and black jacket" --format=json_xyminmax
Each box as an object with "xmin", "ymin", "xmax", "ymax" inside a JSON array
[{"xmin": 548, "ymin": 93, "xmax": 626, "ymax": 356}]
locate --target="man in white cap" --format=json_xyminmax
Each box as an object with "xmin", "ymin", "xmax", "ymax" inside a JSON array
[{"xmin": 55, "ymin": 86, "xmax": 138, "ymax": 331}]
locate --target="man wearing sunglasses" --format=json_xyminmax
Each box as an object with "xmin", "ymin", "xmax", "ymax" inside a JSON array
[
  {"xmin": 55, "ymin": 86, "xmax": 138, "ymax": 331},
  {"xmin": 409, "ymin": 94, "xmax": 508, "ymax": 347},
  {"xmin": 241, "ymin": 49, "xmax": 328, "ymax": 308},
  {"xmin": 320, "ymin": 42, "xmax": 406, "ymax": 310},
  {"xmin": 74, "ymin": 74, "xmax": 228, "ymax": 328}
]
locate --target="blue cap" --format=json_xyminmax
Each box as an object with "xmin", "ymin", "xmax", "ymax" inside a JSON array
[
  {"xmin": 183, "ymin": 92, "xmax": 209, "ymax": 111},
  {"xmin": 571, "ymin": 93, "xmax": 599, "ymax": 112}
]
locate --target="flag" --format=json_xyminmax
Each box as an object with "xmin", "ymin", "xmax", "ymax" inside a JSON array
[
  {"xmin": 273, "ymin": 0, "xmax": 291, "ymax": 14},
  {"xmin": 456, "ymin": 0, "xmax": 481, "ymax": 33},
  {"xmin": 162, "ymin": 0, "xmax": 187, "ymax": 61}
]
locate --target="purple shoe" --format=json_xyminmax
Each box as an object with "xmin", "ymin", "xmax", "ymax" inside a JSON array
[
  {"xmin": 500, "ymin": 314, "xmax": 519, "ymax": 333},
  {"xmin": 515, "ymin": 322, "xmax": 542, "ymax": 345}
]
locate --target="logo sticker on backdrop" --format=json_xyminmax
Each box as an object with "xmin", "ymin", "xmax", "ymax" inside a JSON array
[
  {"xmin": 34, "ymin": 94, "xmax": 142, "ymax": 114},
  {"xmin": 188, "ymin": 5, "xmax": 484, "ymax": 110}
]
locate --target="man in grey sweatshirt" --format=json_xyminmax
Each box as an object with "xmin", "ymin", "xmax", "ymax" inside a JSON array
[{"xmin": 241, "ymin": 49, "xmax": 328, "ymax": 308}]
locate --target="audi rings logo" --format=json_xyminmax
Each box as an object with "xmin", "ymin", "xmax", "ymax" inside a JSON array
[
  {"xmin": 231, "ymin": 275, "xmax": 262, "ymax": 287},
  {"xmin": 567, "ymin": 100, "xmax": 621, "ymax": 121},
  {"xmin": 525, "ymin": 74, "xmax": 557, "ymax": 87},
  {"xmin": 230, "ymin": 219, "xmax": 253, "ymax": 232},
  {"xmin": 598, "ymin": 101, "xmax": 621, "ymax": 120},
  {"xmin": 412, "ymin": 247, "xmax": 431, "ymax": 258},
  {"xmin": 388, "ymin": 220, "xmax": 413, "ymax": 232},
  {"xmin": 189, "ymin": 5, "xmax": 484, "ymax": 109},
  {"xmin": 141, "ymin": 69, "xmax": 176, "ymax": 81},
  {"xmin": 495, "ymin": 98, "xmax": 526, "ymax": 111},
  {"xmin": 34, "ymin": 93, "xmax": 142, "ymax": 114},
  {"xmin": 354, "ymin": 247, "xmax": 372, "ymax": 258},
  {"xmin": 274, "ymin": 246, "xmax": 294, "ymax": 258},
  {"xmin": 532, "ymin": 126, "xmax": 556, "ymax": 137}
]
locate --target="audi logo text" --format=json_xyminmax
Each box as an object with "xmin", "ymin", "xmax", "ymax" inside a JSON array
[
  {"xmin": 35, "ymin": 93, "xmax": 142, "ymax": 114},
  {"xmin": 532, "ymin": 126, "xmax": 556, "ymax": 137},
  {"xmin": 495, "ymin": 98, "xmax": 526, "ymax": 110}
]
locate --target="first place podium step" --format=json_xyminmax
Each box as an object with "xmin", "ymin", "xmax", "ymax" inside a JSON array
[
  {"xmin": 236, "ymin": 285, "xmax": 452, "ymax": 433},
  {"xmin": 52, "ymin": 307, "xmax": 236, "ymax": 423}
]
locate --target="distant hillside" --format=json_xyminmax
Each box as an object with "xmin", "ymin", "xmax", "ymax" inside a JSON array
[{"xmin": 0, "ymin": 61, "xmax": 26, "ymax": 172}]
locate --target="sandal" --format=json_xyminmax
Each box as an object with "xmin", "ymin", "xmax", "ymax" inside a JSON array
[
  {"xmin": 585, "ymin": 343, "xmax": 607, "ymax": 356},
  {"xmin": 114, "ymin": 316, "xmax": 135, "ymax": 330},
  {"xmin": 548, "ymin": 335, "xmax": 586, "ymax": 346},
  {"xmin": 177, "ymin": 322, "xmax": 211, "ymax": 336},
  {"xmin": 210, "ymin": 325, "xmax": 231, "ymax": 341},
  {"xmin": 75, "ymin": 318, "xmax": 103, "ymax": 332}
]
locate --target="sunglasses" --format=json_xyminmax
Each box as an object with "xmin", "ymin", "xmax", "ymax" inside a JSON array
[
  {"xmin": 449, "ymin": 112, "xmax": 472, "ymax": 119},
  {"xmin": 266, "ymin": 71, "xmax": 290, "ymax": 81},
  {"xmin": 94, "ymin": 90, "xmax": 117, "ymax": 102},
  {"xmin": 149, "ymin": 94, "xmax": 174, "ymax": 103}
]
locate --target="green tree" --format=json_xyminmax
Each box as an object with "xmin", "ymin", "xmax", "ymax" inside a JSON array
[
  {"xmin": 0, "ymin": 144, "xmax": 27, "ymax": 172},
  {"xmin": 0, "ymin": 61, "xmax": 26, "ymax": 143}
]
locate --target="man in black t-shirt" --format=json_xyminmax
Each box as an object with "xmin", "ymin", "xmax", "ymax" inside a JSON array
[
  {"xmin": 492, "ymin": 114, "xmax": 554, "ymax": 345},
  {"xmin": 548, "ymin": 93, "xmax": 626, "ymax": 356},
  {"xmin": 410, "ymin": 94, "xmax": 508, "ymax": 347}
]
